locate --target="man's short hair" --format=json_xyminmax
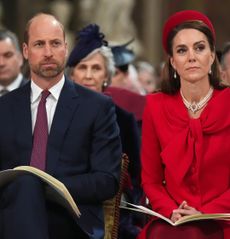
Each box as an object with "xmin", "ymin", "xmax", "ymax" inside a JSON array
[{"xmin": 0, "ymin": 29, "xmax": 21, "ymax": 52}]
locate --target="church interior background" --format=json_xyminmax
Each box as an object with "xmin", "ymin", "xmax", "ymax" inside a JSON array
[{"xmin": 0, "ymin": 0, "xmax": 229, "ymax": 67}]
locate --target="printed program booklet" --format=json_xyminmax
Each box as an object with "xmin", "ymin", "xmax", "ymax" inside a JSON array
[
  {"xmin": 120, "ymin": 201, "xmax": 230, "ymax": 226},
  {"xmin": 0, "ymin": 166, "xmax": 81, "ymax": 217}
]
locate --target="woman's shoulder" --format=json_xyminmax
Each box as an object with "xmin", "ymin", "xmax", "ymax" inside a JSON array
[{"xmin": 146, "ymin": 91, "xmax": 175, "ymax": 105}]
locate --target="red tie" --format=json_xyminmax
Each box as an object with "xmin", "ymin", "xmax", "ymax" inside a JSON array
[{"xmin": 30, "ymin": 90, "xmax": 50, "ymax": 171}]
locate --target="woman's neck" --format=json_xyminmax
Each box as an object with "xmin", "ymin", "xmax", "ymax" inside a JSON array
[{"xmin": 180, "ymin": 80, "xmax": 211, "ymax": 103}]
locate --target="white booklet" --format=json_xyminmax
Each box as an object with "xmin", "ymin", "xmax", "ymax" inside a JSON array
[
  {"xmin": 120, "ymin": 201, "xmax": 230, "ymax": 226},
  {"xmin": 0, "ymin": 166, "xmax": 81, "ymax": 218}
]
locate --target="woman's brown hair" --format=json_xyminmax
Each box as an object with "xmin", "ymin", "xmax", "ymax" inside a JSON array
[{"xmin": 161, "ymin": 21, "xmax": 225, "ymax": 94}]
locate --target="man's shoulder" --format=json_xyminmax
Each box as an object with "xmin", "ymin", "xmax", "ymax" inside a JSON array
[
  {"xmin": 0, "ymin": 81, "xmax": 30, "ymax": 103},
  {"xmin": 72, "ymin": 81, "xmax": 112, "ymax": 103}
]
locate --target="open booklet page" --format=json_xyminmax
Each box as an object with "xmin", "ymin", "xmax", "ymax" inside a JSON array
[
  {"xmin": 120, "ymin": 201, "xmax": 230, "ymax": 226},
  {"xmin": 0, "ymin": 166, "xmax": 81, "ymax": 218}
]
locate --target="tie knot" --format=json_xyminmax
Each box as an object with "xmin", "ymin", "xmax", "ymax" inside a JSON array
[{"xmin": 41, "ymin": 90, "xmax": 50, "ymax": 102}]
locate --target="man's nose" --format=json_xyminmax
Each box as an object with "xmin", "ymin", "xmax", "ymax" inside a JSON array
[
  {"xmin": 0, "ymin": 56, "xmax": 6, "ymax": 66},
  {"xmin": 44, "ymin": 45, "xmax": 53, "ymax": 57}
]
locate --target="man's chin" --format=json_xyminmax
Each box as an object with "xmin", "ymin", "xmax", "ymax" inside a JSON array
[{"xmin": 40, "ymin": 70, "xmax": 61, "ymax": 78}]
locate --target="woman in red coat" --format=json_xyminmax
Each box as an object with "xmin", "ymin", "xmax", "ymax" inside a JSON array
[{"xmin": 138, "ymin": 10, "xmax": 230, "ymax": 239}]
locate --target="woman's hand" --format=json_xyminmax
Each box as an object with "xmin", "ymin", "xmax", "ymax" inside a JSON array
[{"xmin": 170, "ymin": 201, "xmax": 202, "ymax": 223}]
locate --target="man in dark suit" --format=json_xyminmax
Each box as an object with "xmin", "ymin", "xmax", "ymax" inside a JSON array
[
  {"xmin": 0, "ymin": 29, "xmax": 28, "ymax": 96},
  {"xmin": 0, "ymin": 13, "xmax": 121, "ymax": 239}
]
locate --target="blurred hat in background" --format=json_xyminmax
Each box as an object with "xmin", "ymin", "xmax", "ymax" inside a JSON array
[{"xmin": 110, "ymin": 39, "xmax": 135, "ymax": 68}]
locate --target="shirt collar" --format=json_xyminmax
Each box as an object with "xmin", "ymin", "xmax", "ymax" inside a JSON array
[
  {"xmin": 0, "ymin": 73, "xmax": 23, "ymax": 91},
  {"xmin": 31, "ymin": 75, "xmax": 65, "ymax": 103}
]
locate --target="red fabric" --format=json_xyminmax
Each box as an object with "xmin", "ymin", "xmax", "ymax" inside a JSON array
[
  {"xmin": 140, "ymin": 88, "xmax": 230, "ymax": 238},
  {"xmin": 138, "ymin": 220, "xmax": 224, "ymax": 239},
  {"xmin": 104, "ymin": 86, "xmax": 146, "ymax": 121},
  {"xmin": 162, "ymin": 10, "xmax": 215, "ymax": 53}
]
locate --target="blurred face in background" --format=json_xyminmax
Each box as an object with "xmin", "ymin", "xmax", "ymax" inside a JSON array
[
  {"xmin": 220, "ymin": 52, "xmax": 230, "ymax": 86},
  {"xmin": 0, "ymin": 37, "xmax": 23, "ymax": 86},
  {"xmin": 138, "ymin": 71, "xmax": 158, "ymax": 94},
  {"xmin": 71, "ymin": 52, "xmax": 108, "ymax": 93}
]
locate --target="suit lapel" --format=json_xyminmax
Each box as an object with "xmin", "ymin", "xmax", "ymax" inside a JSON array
[
  {"xmin": 13, "ymin": 82, "xmax": 33, "ymax": 165},
  {"xmin": 19, "ymin": 76, "xmax": 29, "ymax": 87},
  {"xmin": 46, "ymin": 79, "xmax": 80, "ymax": 174}
]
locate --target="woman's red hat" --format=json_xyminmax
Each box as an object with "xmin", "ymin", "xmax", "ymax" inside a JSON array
[{"xmin": 162, "ymin": 10, "xmax": 215, "ymax": 53}]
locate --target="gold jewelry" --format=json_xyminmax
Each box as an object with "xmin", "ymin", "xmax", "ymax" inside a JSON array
[{"xmin": 180, "ymin": 87, "xmax": 214, "ymax": 113}]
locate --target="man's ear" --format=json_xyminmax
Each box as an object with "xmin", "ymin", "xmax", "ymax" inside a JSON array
[
  {"xmin": 220, "ymin": 70, "xmax": 226, "ymax": 82},
  {"xmin": 22, "ymin": 43, "xmax": 28, "ymax": 60},
  {"xmin": 65, "ymin": 42, "xmax": 68, "ymax": 58}
]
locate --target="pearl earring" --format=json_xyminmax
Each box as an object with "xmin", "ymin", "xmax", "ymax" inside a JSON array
[
  {"xmin": 209, "ymin": 69, "xmax": 212, "ymax": 75},
  {"xmin": 174, "ymin": 71, "xmax": 177, "ymax": 79},
  {"xmin": 103, "ymin": 81, "xmax": 108, "ymax": 87}
]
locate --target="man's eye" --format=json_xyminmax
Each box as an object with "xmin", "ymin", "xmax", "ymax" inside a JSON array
[
  {"xmin": 52, "ymin": 41, "xmax": 61, "ymax": 47},
  {"xmin": 5, "ymin": 52, "xmax": 14, "ymax": 58},
  {"xmin": 35, "ymin": 42, "xmax": 42, "ymax": 47}
]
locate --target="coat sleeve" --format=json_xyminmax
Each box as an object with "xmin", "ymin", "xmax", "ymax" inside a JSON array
[
  {"xmin": 61, "ymin": 97, "xmax": 122, "ymax": 204},
  {"xmin": 200, "ymin": 189, "xmax": 230, "ymax": 213},
  {"xmin": 141, "ymin": 96, "xmax": 178, "ymax": 218}
]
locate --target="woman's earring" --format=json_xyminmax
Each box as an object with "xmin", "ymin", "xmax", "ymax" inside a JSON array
[
  {"xmin": 174, "ymin": 71, "xmax": 177, "ymax": 79},
  {"xmin": 103, "ymin": 81, "xmax": 108, "ymax": 87},
  {"xmin": 209, "ymin": 69, "xmax": 212, "ymax": 75}
]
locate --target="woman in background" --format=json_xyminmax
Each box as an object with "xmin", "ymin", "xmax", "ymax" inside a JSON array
[
  {"xmin": 66, "ymin": 24, "xmax": 143, "ymax": 239},
  {"xmin": 138, "ymin": 10, "xmax": 230, "ymax": 239}
]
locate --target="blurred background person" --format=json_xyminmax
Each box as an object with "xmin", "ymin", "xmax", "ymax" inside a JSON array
[
  {"xmin": 220, "ymin": 42, "xmax": 230, "ymax": 86},
  {"xmin": 104, "ymin": 42, "xmax": 146, "ymax": 131},
  {"xmin": 0, "ymin": 29, "xmax": 28, "ymax": 96},
  {"xmin": 66, "ymin": 24, "xmax": 143, "ymax": 239},
  {"xmin": 135, "ymin": 61, "xmax": 161, "ymax": 94},
  {"xmin": 110, "ymin": 40, "xmax": 145, "ymax": 95}
]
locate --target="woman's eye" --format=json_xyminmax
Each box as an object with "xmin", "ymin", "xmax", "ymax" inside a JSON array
[
  {"xmin": 77, "ymin": 65, "xmax": 86, "ymax": 70},
  {"xmin": 177, "ymin": 48, "xmax": 186, "ymax": 54},
  {"xmin": 195, "ymin": 44, "xmax": 205, "ymax": 52}
]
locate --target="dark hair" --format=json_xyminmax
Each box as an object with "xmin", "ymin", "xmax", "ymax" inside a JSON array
[
  {"xmin": 24, "ymin": 13, "xmax": 65, "ymax": 44},
  {"xmin": 0, "ymin": 29, "xmax": 21, "ymax": 52},
  {"xmin": 117, "ymin": 64, "xmax": 129, "ymax": 73},
  {"xmin": 161, "ymin": 21, "xmax": 224, "ymax": 94}
]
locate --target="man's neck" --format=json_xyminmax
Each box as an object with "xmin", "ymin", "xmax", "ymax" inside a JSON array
[{"xmin": 31, "ymin": 73, "xmax": 64, "ymax": 90}]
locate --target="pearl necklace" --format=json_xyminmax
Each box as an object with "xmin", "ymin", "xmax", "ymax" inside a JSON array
[{"xmin": 180, "ymin": 87, "xmax": 214, "ymax": 113}]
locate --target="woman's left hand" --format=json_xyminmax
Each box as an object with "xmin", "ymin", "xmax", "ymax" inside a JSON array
[{"xmin": 173, "ymin": 203, "xmax": 202, "ymax": 216}]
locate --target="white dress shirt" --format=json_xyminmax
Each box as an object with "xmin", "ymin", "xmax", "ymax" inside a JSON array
[
  {"xmin": 0, "ymin": 73, "xmax": 23, "ymax": 96},
  {"xmin": 30, "ymin": 76, "xmax": 65, "ymax": 133}
]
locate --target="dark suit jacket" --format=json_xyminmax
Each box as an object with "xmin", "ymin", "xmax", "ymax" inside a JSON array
[
  {"xmin": 115, "ymin": 106, "xmax": 141, "ymax": 189},
  {"xmin": 19, "ymin": 76, "xmax": 29, "ymax": 87},
  {"xmin": 0, "ymin": 78, "xmax": 122, "ymax": 238}
]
